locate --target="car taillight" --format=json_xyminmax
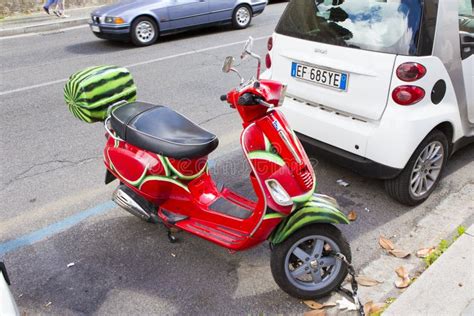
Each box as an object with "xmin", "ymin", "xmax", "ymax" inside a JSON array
[
  {"xmin": 392, "ymin": 86, "xmax": 425, "ymax": 106},
  {"xmin": 267, "ymin": 37, "xmax": 273, "ymax": 51},
  {"xmin": 265, "ymin": 53, "xmax": 272, "ymax": 69},
  {"xmin": 396, "ymin": 62, "xmax": 426, "ymax": 82}
]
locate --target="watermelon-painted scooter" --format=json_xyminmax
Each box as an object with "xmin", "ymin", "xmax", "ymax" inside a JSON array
[{"xmin": 65, "ymin": 38, "xmax": 353, "ymax": 299}]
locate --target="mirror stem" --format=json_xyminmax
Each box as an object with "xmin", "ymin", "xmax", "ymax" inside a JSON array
[{"xmin": 230, "ymin": 68, "xmax": 245, "ymax": 85}]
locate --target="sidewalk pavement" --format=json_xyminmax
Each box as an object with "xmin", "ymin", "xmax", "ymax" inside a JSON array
[
  {"xmin": 384, "ymin": 224, "xmax": 474, "ymax": 316},
  {"xmin": 0, "ymin": 6, "xmax": 101, "ymax": 37}
]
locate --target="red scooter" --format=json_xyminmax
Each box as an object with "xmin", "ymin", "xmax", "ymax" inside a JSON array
[{"xmin": 66, "ymin": 38, "xmax": 351, "ymax": 299}]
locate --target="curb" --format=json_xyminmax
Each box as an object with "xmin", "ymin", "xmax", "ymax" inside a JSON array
[
  {"xmin": 0, "ymin": 18, "xmax": 89, "ymax": 37},
  {"xmin": 384, "ymin": 225, "xmax": 474, "ymax": 315}
]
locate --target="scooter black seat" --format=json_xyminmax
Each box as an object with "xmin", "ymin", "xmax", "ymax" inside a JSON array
[{"xmin": 110, "ymin": 102, "xmax": 219, "ymax": 159}]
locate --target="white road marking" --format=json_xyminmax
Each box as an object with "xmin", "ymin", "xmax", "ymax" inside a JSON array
[{"xmin": 0, "ymin": 35, "xmax": 268, "ymax": 97}]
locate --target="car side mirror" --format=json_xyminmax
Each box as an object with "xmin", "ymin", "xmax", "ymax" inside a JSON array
[
  {"xmin": 460, "ymin": 31, "xmax": 474, "ymax": 60},
  {"xmin": 222, "ymin": 56, "xmax": 235, "ymax": 73}
]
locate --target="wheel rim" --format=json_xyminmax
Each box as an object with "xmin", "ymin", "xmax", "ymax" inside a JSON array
[
  {"xmin": 410, "ymin": 140, "xmax": 444, "ymax": 198},
  {"xmin": 135, "ymin": 21, "xmax": 155, "ymax": 43},
  {"xmin": 284, "ymin": 235, "xmax": 342, "ymax": 291},
  {"xmin": 236, "ymin": 7, "xmax": 250, "ymax": 27}
]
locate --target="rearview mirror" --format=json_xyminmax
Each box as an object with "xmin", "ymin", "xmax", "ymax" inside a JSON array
[{"xmin": 222, "ymin": 56, "xmax": 235, "ymax": 73}]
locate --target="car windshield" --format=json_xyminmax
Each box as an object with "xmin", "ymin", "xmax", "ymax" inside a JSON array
[{"xmin": 276, "ymin": 0, "xmax": 423, "ymax": 55}]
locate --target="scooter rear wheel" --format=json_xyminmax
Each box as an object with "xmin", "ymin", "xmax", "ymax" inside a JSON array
[{"xmin": 270, "ymin": 224, "xmax": 351, "ymax": 299}]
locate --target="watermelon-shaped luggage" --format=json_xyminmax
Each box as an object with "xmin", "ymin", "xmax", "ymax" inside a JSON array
[{"xmin": 64, "ymin": 65, "xmax": 137, "ymax": 123}]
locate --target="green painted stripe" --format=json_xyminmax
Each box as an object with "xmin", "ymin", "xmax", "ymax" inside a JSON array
[
  {"xmin": 248, "ymin": 150, "xmax": 285, "ymax": 167},
  {"xmin": 139, "ymin": 175, "xmax": 190, "ymax": 193},
  {"xmin": 157, "ymin": 155, "xmax": 170, "ymax": 177},
  {"xmin": 109, "ymin": 160, "xmax": 148, "ymax": 187},
  {"xmin": 273, "ymin": 214, "xmax": 341, "ymax": 243},
  {"xmin": 264, "ymin": 135, "xmax": 272, "ymax": 152},
  {"xmin": 263, "ymin": 213, "xmax": 285, "ymax": 220},
  {"xmin": 294, "ymin": 206, "xmax": 349, "ymax": 224},
  {"xmin": 292, "ymin": 180, "xmax": 316, "ymax": 203},
  {"xmin": 164, "ymin": 157, "xmax": 207, "ymax": 180}
]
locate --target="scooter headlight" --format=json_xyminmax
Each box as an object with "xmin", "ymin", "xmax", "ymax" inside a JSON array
[
  {"xmin": 278, "ymin": 85, "xmax": 287, "ymax": 107},
  {"xmin": 266, "ymin": 179, "xmax": 292, "ymax": 206}
]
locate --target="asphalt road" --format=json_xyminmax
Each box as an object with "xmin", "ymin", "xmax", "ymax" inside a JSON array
[{"xmin": 1, "ymin": 2, "xmax": 473, "ymax": 315}]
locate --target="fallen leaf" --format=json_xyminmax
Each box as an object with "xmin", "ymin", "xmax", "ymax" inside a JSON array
[
  {"xmin": 368, "ymin": 303, "xmax": 385, "ymax": 315},
  {"xmin": 322, "ymin": 302, "xmax": 337, "ymax": 308},
  {"xmin": 336, "ymin": 297, "xmax": 357, "ymax": 311},
  {"xmin": 304, "ymin": 300, "xmax": 324, "ymax": 310},
  {"xmin": 394, "ymin": 266, "xmax": 411, "ymax": 289},
  {"xmin": 395, "ymin": 266, "xmax": 408, "ymax": 279},
  {"xmin": 364, "ymin": 302, "xmax": 374, "ymax": 314},
  {"xmin": 416, "ymin": 247, "xmax": 435, "ymax": 258},
  {"xmin": 379, "ymin": 236, "xmax": 395, "ymax": 250},
  {"xmin": 348, "ymin": 210, "xmax": 357, "ymax": 221},
  {"xmin": 355, "ymin": 275, "xmax": 382, "ymax": 287},
  {"xmin": 304, "ymin": 310, "xmax": 326, "ymax": 316},
  {"xmin": 389, "ymin": 249, "xmax": 411, "ymax": 258},
  {"xmin": 363, "ymin": 301, "xmax": 374, "ymax": 315},
  {"xmin": 395, "ymin": 277, "xmax": 411, "ymax": 289}
]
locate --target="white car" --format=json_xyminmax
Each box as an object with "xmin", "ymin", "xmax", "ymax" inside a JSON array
[
  {"xmin": 263, "ymin": 0, "xmax": 473, "ymax": 205},
  {"xmin": 0, "ymin": 263, "xmax": 19, "ymax": 316}
]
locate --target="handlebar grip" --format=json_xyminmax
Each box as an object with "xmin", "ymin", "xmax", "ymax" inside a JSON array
[
  {"xmin": 238, "ymin": 93, "xmax": 256, "ymax": 105},
  {"xmin": 220, "ymin": 95, "xmax": 227, "ymax": 102}
]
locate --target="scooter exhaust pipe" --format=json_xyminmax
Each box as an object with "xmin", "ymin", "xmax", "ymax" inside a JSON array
[{"xmin": 112, "ymin": 185, "xmax": 152, "ymax": 221}]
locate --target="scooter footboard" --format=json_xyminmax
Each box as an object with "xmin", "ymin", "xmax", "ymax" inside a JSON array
[{"xmin": 268, "ymin": 194, "xmax": 349, "ymax": 244}]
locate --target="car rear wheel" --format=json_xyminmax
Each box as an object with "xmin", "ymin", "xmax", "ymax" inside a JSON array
[
  {"xmin": 232, "ymin": 5, "xmax": 252, "ymax": 29},
  {"xmin": 385, "ymin": 130, "xmax": 449, "ymax": 206},
  {"xmin": 131, "ymin": 16, "xmax": 158, "ymax": 46}
]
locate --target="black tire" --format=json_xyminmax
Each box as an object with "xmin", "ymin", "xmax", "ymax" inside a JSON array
[
  {"xmin": 270, "ymin": 224, "xmax": 351, "ymax": 299},
  {"xmin": 232, "ymin": 5, "xmax": 252, "ymax": 29},
  {"xmin": 130, "ymin": 16, "xmax": 159, "ymax": 46},
  {"xmin": 385, "ymin": 129, "xmax": 449, "ymax": 206}
]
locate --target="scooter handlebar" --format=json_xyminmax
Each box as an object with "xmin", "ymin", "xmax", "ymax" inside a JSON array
[{"xmin": 220, "ymin": 95, "xmax": 227, "ymax": 102}]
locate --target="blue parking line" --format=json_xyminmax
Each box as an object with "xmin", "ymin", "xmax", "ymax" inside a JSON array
[{"xmin": 0, "ymin": 201, "xmax": 115, "ymax": 256}]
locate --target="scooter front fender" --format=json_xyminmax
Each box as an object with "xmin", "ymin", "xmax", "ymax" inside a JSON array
[{"xmin": 269, "ymin": 194, "xmax": 349, "ymax": 244}]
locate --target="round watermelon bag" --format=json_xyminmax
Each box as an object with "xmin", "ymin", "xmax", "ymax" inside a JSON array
[{"xmin": 64, "ymin": 65, "xmax": 137, "ymax": 123}]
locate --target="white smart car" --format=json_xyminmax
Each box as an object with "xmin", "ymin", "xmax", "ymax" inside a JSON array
[
  {"xmin": 263, "ymin": 0, "xmax": 473, "ymax": 205},
  {"xmin": 0, "ymin": 263, "xmax": 19, "ymax": 316}
]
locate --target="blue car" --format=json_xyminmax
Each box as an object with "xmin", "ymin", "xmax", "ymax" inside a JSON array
[{"xmin": 89, "ymin": 0, "xmax": 267, "ymax": 46}]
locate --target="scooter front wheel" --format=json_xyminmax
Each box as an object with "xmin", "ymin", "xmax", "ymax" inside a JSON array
[{"xmin": 270, "ymin": 224, "xmax": 351, "ymax": 299}]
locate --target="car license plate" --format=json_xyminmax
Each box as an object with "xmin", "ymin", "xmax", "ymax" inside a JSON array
[
  {"xmin": 90, "ymin": 25, "xmax": 100, "ymax": 33},
  {"xmin": 291, "ymin": 62, "xmax": 348, "ymax": 91}
]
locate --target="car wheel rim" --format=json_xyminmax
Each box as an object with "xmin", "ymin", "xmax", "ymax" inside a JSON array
[
  {"xmin": 410, "ymin": 140, "xmax": 444, "ymax": 198},
  {"xmin": 236, "ymin": 7, "xmax": 250, "ymax": 27},
  {"xmin": 136, "ymin": 21, "xmax": 155, "ymax": 43},
  {"xmin": 284, "ymin": 235, "xmax": 342, "ymax": 291}
]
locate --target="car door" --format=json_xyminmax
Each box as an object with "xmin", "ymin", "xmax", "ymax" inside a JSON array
[
  {"xmin": 458, "ymin": 0, "xmax": 474, "ymax": 123},
  {"xmin": 208, "ymin": 0, "xmax": 235, "ymax": 23},
  {"xmin": 168, "ymin": 0, "xmax": 209, "ymax": 29}
]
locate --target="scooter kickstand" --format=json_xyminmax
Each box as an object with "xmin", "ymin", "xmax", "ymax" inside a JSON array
[{"xmin": 167, "ymin": 230, "xmax": 178, "ymax": 243}]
